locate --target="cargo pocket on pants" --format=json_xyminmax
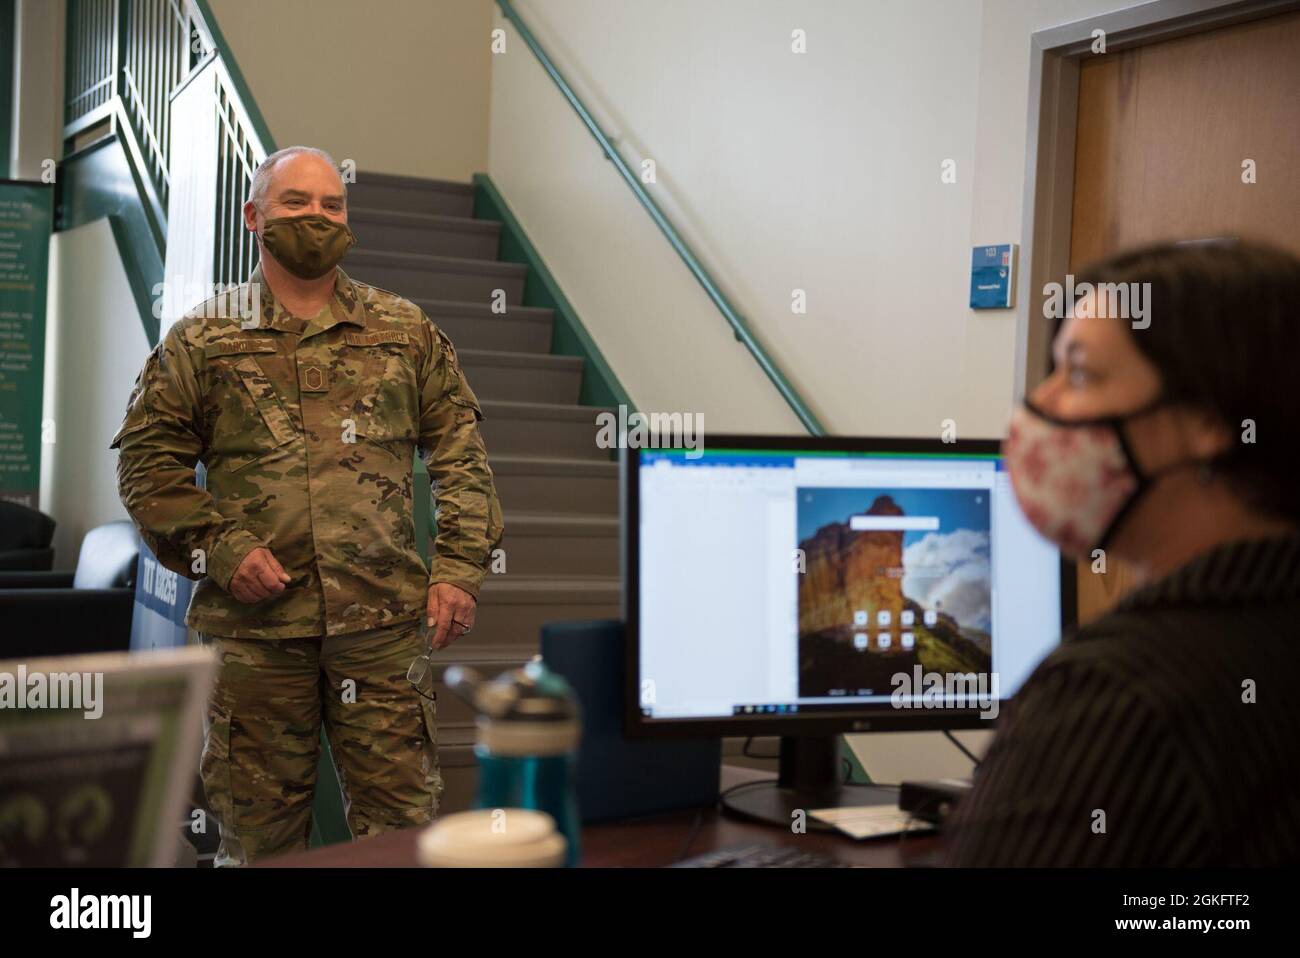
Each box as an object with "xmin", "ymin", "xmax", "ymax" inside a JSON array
[
  {"xmin": 199, "ymin": 699, "xmax": 234, "ymax": 833},
  {"xmin": 418, "ymin": 693, "xmax": 445, "ymax": 816}
]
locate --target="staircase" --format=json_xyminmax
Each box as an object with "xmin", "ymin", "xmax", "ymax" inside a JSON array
[{"xmin": 342, "ymin": 172, "xmax": 621, "ymax": 811}]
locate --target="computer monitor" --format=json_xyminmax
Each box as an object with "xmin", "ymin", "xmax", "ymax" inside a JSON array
[
  {"xmin": 622, "ymin": 435, "xmax": 1074, "ymax": 825},
  {"xmin": 0, "ymin": 646, "xmax": 215, "ymax": 866}
]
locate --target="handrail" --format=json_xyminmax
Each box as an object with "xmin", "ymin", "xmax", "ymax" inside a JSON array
[
  {"xmin": 188, "ymin": 0, "xmax": 277, "ymax": 155},
  {"xmin": 494, "ymin": 0, "xmax": 826, "ymax": 436},
  {"xmin": 61, "ymin": 0, "xmax": 273, "ymax": 267}
]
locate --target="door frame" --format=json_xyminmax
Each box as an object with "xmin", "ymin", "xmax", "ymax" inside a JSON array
[{"xmin": 1014, "ymin": 0, "xmax": 1300, "ymax": 397}]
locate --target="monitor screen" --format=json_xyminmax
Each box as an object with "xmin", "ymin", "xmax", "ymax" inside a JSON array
[{"xmin": 624, "ymin": 437, "xmax": 1072, "ymax": 735}]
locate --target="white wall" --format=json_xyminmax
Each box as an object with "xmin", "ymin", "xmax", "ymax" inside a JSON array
[
  {"xmin": 489, "ymin": 0, "xmax": 1139, "ymax": 774},
  {"xmin": 489, "ymin": 0, "xmax": 1129, "ymax": 436},
  {"xmin": 209, "ymin": 0, "xmax": 494, "ymax": 182},
  {"xmin": 11, "ymin": 0, "xmax": 62, "ymax": 179},
  {"xmin": 40, "ymin": 220, "xmax": 148, "ymax": 570}
]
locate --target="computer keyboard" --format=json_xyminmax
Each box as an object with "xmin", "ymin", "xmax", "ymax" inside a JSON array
[{"xmin": 671, "ymin": 842, "xmax": 851, "ymax": 868}]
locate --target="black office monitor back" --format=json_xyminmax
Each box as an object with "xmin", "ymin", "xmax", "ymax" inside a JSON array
[{"xmin": 540, "ymin": 619, "xmax": 720, "ymax": 823}]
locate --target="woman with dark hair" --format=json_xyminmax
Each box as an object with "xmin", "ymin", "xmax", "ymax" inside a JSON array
[{"xmin": 944, "ymin": 238, "xmax": 1300, "ymax": 867}]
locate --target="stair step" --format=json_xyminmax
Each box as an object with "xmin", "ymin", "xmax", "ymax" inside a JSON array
[
  {"xmin": 348, "ymin": 173, "xmax": 474, "ymax": 217},
  {"xmin": 348, "ymin": 208, "xmax": 500, "ymax": 260},
  {"xmin": 469, "ymin": 574, "xmax": 621, "ymax": 646},
  {"xmin": 479, "ymin": 400, "xmax": 612, "ymax": 460},
  {"xmin": 491, "ymin": 455, "xmax": 619, "ymax": 515},
  {"xmin": 419, "ymin": 299, "xmax": 553, "ymax": 354},
  {"xmin": 459, "ymin": 348, "xmax": 583, "ymax": 404},
  {"xmin": 343, "ymin": 248, "xmax": 526, "ymax": 303},
  {"xmin": 497, "ymin": 513, "xmax": 619, "ymax": 578}
]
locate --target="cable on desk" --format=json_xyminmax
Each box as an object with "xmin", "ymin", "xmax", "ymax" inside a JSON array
[
  {"xmin": 720, "ymin": 775, "xmax": 904, "ymax": 799},
  {"xmin": 675, "ymin": 803, "xmax": 709, "ymax": 863},
  {"xmin": 673, "ymin": 773, "xmax": 791, "ymax": 863},
  {"xmin": 717, "ymin": 777, "xmax": 774, "ymax": 802},
  {"xmin": 943, "ymin": 729, "xmax": 980, "ymax": 767}
]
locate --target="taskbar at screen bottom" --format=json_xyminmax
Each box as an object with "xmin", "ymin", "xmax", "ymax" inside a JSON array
[
  {"xmin": 641, "ymin": 700, "xmax": 1001, "ymax": 719},
  {"xmin": 632, "ymin": 706, "xmax": 998, "ymax": 734}
]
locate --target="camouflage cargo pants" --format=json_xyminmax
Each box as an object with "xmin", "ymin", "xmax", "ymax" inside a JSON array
[{"xmin": 198, "ymin": 620, "xmax": 443, "ymax": 867}]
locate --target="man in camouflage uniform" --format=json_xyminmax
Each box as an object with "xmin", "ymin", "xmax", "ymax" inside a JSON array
[{"xmin": 112, "ymin": 146, "xmax": 503, "ymax": 865}]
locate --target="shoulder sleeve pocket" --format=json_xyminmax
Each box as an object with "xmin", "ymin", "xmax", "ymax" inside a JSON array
[
  {"xmin": 110, "ymin": 351, "xmax": 161, "ymax": 449},
  {"xmin": 434, "ymin": 326, "xmax": 484, "ymax": 422},
  {"xmin": 447, "ymin": 371, "xmax": 484, "ymax": 422},
  {"xmin": 109, "ymin": 410, "xmax": 155, "ymax": 449}
]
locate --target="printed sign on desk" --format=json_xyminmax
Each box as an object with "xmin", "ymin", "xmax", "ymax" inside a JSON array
[{"xmin": 970, "ymin": 243, "xmax": 1016, "ymax": 310}]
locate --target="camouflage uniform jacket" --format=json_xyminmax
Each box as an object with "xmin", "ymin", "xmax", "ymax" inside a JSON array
[{"xmin": 111, "ymin": 265, "xmax": 504, "ymax": 639}]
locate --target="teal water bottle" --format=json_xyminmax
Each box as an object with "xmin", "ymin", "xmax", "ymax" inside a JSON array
[{"xmin": 446, "ymin": 657, "xmax": 582, "ymax": 866}]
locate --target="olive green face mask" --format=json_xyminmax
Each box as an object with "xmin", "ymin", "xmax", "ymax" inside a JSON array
[{"xmin": 259, "ymin": 213, "xmax": 356, "ymax": 279}]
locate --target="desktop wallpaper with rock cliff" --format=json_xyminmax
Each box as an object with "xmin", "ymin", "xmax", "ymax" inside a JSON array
[{"xmin": 796, "ymin": 487, "xmax": 994, "ymax": 698}]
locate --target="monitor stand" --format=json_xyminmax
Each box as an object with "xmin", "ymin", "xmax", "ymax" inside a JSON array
[{"xmin": 720, "ymin": 735, "xmax": 897, "ymax": 831}]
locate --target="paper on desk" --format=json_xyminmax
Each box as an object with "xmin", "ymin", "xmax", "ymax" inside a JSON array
[{"xmin": 809, "ymin": 805, "xmax": 937, "ymax": 841}]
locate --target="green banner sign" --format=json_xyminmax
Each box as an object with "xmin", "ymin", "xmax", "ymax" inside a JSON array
[{"xmin": 0, "ymin": 181, "xmax": 54, "ymax": 507}]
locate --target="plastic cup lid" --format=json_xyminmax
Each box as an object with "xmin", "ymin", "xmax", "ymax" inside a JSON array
[{"xmin": 416, "ymin": 809, "xmax": 567, "ymax": 868}]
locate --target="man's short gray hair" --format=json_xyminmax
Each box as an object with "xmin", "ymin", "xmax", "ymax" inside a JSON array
[{"xmin": 248, "ymin": 146, "xmax": 345, "ymax": 209}]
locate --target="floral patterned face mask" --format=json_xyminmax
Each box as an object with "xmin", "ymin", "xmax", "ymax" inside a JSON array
[{"xmin": 1002, "ymin": 395, "xmax": 1198, "ymax": 559}]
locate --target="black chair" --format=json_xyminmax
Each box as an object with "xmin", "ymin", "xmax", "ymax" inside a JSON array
[
  {"xmin": 0, "ymin": 500, "xmax": 57, "ymax": 571},
  {"xmin": 0, "ymin": 520, "xmax": 140, "ymax": 659}
]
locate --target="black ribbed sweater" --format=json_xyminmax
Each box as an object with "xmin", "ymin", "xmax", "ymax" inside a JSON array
[{"xmin": 944, "ymin": 533, "xmax": 1300, "ymax": 866}]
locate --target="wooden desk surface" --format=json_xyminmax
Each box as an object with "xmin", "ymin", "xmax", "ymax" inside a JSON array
[{"xmin": 264, "ymin": 767, "xmax": 943, "ymax": 868}]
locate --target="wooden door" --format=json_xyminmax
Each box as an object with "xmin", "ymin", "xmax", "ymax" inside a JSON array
[{"xmin": 1069, "ymin": 10, "xmax": 1300, "ymax": 622}]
